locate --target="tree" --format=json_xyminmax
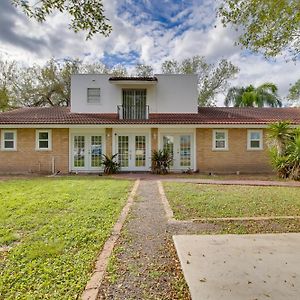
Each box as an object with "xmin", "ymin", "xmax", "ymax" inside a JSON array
[
  {"xmin": 110, "ymin": 65, "xmax": 128, "ymax": 77},
  {"xmin": 161, "ymin": 56, "xmax": 239, "ymax": 106},
  {"xmin": 0, "ymin": 59, "xmax": 18, "ymax": 111},
  {"xmin": 11, "ymin": 59, "xmax": 82, "ymax": 107},
  {"xmin": 224, "ymin": 83, "xmax": 282, "ymax": 107},
  {"xmin": 134, "ymin": 64, "xmax": 154, "ymax": 77},
  {"xmin": 288, "ymin": 79, "xmax": 300, "ymax": 105},
  {"xmin": 161, "ymin": 60, "xmax": 181, "ymax": 74},
  {"xmin": 0, "ymin": 88, "xmax": 9, "ymax": 111},
  {"xmin": 219, "ymin": 0, "xmax": 300, "ymax": 60},
  {"xmin": 12, "ymin": 0, "xmax": 112, "ymax": 39},
  {"xmin": 0, "ymin": 57, "xmax": 129, "ymax": 108}
]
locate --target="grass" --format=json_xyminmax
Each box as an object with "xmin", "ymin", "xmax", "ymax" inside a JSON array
[
  {"xmin": 168, "ymin": 173, "xmax": 291, "ymax": 181},
  {"xmin": 163, "ymin": 182, "xmax": 300, "ymax": 219},
  {"xmin": 0, "ymin": 177, "xmax": 132, "ymax": 300}
]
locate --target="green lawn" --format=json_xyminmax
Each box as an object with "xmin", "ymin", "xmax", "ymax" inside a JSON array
[
  {"xmin": 0, "ymin": 177, "xmax": 132, "ymax": 300},
  {"xmin": 163, "ymin": 182, "xmax": 300, "ymax": 220}
]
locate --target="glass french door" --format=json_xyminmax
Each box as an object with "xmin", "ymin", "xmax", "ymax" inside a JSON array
[
  {"xmin": 117, "ymin": 134, "xmax": 148, "ymax": 171},
  {"xmin": 162, "ymin": 134, "xmax": 193, "ymax": 170},
  {"xmin": 72, "ymin": 134, "xmax": 103, "ymax": 171},
  {"xmin": 122, "ymin": 89, "xmax": 147, "ymax": 119}
]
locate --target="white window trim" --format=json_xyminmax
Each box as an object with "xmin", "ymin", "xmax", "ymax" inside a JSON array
[
  {"xmin": 1, "ymin": 130, "xmax": 17, "ymax": 151},
  {"xmin": 87, "ymin": 88, "xmax": 101, "ymax": 104},
  {"xmin": 247, "ymin": 129, "xmax": 263, "ymax": 150},
  {"xmin": 36, "ymin": 129, "xmax": 52, "ymax": 151},
  {"xmin": 212, "ymin": 129, "xmax": 228, "ymax": 151}
]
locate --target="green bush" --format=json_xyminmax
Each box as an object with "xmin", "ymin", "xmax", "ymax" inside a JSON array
[
  {"xmin": 268, "ymin": 121, "xmax": 300, "ymax": 180},
  {"xmin": 151, "ymin": 149, "xmax": 173, "ymax": 174},
  {"xmin": 102, "ymin": 154, "xmax": 120, "ymax": 175}
]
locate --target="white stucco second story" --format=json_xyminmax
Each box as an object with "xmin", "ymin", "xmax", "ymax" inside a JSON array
[{"xmin": 70, "ymin": 74, "xmax": 198, "ymax": 116}]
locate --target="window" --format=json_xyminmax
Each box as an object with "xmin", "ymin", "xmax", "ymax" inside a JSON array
[
  {"xmin": 122, "ymin": 89, "xmax": 147, "ymax": 119},
  {"xmin": 212, "ymin": 130, "xmax": 228, "ymax": 150},
  {"xmin": 248, "ymin": 130, "xmax": 263, "ymax": 150},
  {"xmin": 1, "ymin": 130, "xmax": 17, "ymax": 150},
  {"xmin": 87, "ymin": 88, "xmax": 100, "ymax": 104},
  {"xmin": 36, "ymin": 130, "xmax": 52, "ymax": 151}
]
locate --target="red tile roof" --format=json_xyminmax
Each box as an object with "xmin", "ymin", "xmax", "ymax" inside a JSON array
[{"xmin": 0, "ymin": 106, "xmax": 299, "ymax": 125}]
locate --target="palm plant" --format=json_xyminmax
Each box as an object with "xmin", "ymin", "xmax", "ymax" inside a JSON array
[
  {"xmin": 287, "ymin": 135, "xmax": 300, "ymax": 179},
  {"xmin": 225, "ymin": 83, "xmax": 282, "ymax": 107},
  {"xmin": 267, "ymin": 122, "xmax": 300, "ymax": 180},
  {"xmin": 151, "ymin": 149, "xmax": 173, "ymax": 174},
  {"xmin": 267, "ymin": 121, "xmax": 292, "ymax": 155},
  {"xmin": 101, "ymin": 154, "xmax": 120, "ymax": 175}
]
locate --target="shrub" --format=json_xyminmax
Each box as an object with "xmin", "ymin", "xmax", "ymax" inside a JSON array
[
  {"xmin": 268, "ymin": 121, "xmax": 300, "ymax": 180},
  {"xmin": 102, "ymin": 154, "xmax": 120, "ymax": 175},
  {"xmin": 151, "ymin": 149, "xmax": 173, "ymax": 174}
]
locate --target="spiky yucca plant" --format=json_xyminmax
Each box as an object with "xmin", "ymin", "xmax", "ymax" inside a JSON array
[
  {"xmin": 268, "ymin": 121, "xmax": 300, "ymax": 180},
  {"xmin": 102, "ymin": 154, "xmax": 120, "ymax": 175},
  {"xmin": 151, "ymin": 149, "xmax": 173, "ymax": 175}
]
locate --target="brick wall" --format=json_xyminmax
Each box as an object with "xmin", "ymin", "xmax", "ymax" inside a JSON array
[
  {"xmin": 0, "ymin": 128, "xmax": 69, "ymax": 174},
  {"xmin": 105, "ymin": 128, "xmax": 113, "ymax": 157},
  {"xmin": 196, "ymin": 128, "xmax": 273, "ymax": 174},
  {"xmin": 0, "ymin": 127, "xmax": 275, "ymax": 174},
  {"xmin": 151, "ymin": 128, "xmax": 158, "ymax": 152}
]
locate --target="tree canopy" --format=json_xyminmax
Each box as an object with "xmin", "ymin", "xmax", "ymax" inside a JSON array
[
  {"xmin": 224, "ymin": 83, "xmax": 282, "ymax": 107},
  {"xmin": 12, "ymin": 0, "xmax": 111, "ymax": 39},
  {"xmin": 161, "ymin": 56, "xmax": 239, "ymax": 106},
  {"xmin": 288, "ymin": 79, "xmax": 300, "ymax": 105},
  {"xmin": 219, "ymin": 0, "xmax": 300, "ymax": 60}
]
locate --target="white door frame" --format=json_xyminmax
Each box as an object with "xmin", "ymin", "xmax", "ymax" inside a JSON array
[
  {"xmin": 69, "ymin": 129, "xmax": 106, "ymax": 172},
  {"xmin": 158, "ymin": 128, "xmax": 196, "ymax": 171},
  {"xmin": 113, "ymin": 129, "xmax": 151, "ymax": 171}
]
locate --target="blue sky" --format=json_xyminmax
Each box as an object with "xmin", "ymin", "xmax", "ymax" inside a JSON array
[{"xmin": 0, "ymin": 0, "xmax": 299, "ymax": 105}]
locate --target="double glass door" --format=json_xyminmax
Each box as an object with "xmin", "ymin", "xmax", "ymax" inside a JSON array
[
  {"xmin": 117, "ymin": 134, "xmax": 148, "ymax": 171},
  {"xmin": 122, "ymin": 89, "xmax": 147, "ymax": 119},
  {"xmin": 72, "ymin": 134, "xmax": 104, "ymax": 171},
  {"xmin": 162, "ymin": 134, "xmax": 193, "ymax": 170}
]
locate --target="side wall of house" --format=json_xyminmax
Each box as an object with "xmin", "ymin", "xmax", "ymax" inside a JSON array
[
  {"xmin": 196, "ymin": 128, "xmax": 273, "ymax": 173},
  {"xmin": 0, "ymin": 128, "xmax": 69, "ymax": 174}
]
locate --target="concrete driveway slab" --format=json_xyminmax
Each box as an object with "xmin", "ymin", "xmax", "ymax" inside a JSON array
[{"xmin": 173, "ymin": 233, "xmax": 300, "ymax": 300}]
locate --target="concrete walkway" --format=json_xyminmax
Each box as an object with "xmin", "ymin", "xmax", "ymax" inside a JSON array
[{"xmin": 174, "ymin": 234, "xmax": 300, "ymax": 300}]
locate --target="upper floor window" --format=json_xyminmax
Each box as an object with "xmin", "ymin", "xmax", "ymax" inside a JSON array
[
  {"xmin": 247, "ymin": 130, "xmax": 263, "ymax": 150},
  {"xmin": 120, "ymin": 89, "xmax": 147, "ymax": 119},
  {"xmin": 212, "ymin": 130, "xmax": 228, "ymax": 150},
  {"xmin": 36, "ymin": 130, "xmax": 52, "ymax": 151},
  {"xmin": 1, "ymin": 130, "xmax": 17, "ymax": 151},
  {"xmin": 87, "ymin": 88, "xmax": 101, "ymax": 104}
]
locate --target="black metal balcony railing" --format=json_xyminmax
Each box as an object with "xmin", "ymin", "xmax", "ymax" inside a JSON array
[{"xmin": 117, "ymin": 105, "xmax": 149, "ymax": 120}]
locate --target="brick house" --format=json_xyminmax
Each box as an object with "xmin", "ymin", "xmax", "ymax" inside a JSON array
[{"xmin": 0, "ymin": 74, "xmax": 299, "ymax": 174}]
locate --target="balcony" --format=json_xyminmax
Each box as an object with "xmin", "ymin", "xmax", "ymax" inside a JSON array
[{"xmin": 117, "ymin": 105, "xmax": 149, "ymax": 120}]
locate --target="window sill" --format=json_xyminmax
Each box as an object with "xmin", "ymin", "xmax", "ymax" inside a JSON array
[
  {"xmin": 247, "ymin": 148, "xmax": 264, "ymax": 151},
  {"xmin": 212, "ymin": 148, "xmax": 229, "ymax": 152},
  {"xmin": 35, "ymin": 148, "xmax": 52, "ymax": 152},
  {"xmin": 0, "ymin": 149, "xmax": 17, "ymax": 152}
]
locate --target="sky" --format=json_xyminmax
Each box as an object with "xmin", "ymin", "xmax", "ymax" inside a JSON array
[{"xmin": 0, "ymin": 0, "xmax": 299, "ymax": 106}]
